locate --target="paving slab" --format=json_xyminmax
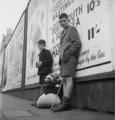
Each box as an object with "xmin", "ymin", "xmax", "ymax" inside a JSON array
[
  {"xmin": 2, "ymin": 110, "xmax": 33, "ymax": 118},
  {"xmin": 1, "ymin": 93, "xmax": 115, "ymax": 120}
]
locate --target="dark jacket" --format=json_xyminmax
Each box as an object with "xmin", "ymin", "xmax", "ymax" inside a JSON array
[{"xmin": 37, "ymin": 49, "xmax": 53, "ymax": 75}]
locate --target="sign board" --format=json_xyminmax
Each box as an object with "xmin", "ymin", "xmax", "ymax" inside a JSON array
[
  {"xmin": 25, "ymin": 0, "xmax": 49, "ymax": 85},
  {"xmin": 48, "ymin": 0, "xmax": 112, "ymax": 77},
  {"xmin": 2, "ymin": 14, "xmax": 25, "ymax": 91},
  {"xmin": 0, "ymin": 52, "xmax": 3, "ymax": 86}
]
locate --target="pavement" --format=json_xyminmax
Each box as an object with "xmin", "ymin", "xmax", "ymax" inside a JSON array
[{"xmin": 0, "ymin": 93, "xmax": 115, "ymax": 120}]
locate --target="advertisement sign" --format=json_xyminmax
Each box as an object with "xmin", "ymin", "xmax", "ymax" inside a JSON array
[
  {"xmin": 2, "ymin": 14, "xmax": 25, "ymax": 91},
  {"xmin": 25, "ymin": 0, "xmax": 48, "ymax": 85},
  {"xmin": 48, "ymin": 0, "xmax": 112, "ymax": 77},
  {"xmin": 2, "ymin": 48, "xmax": 8, "ymax": 91},
  {"xmin": 12, "ymin": 14, "xmax": 25, "ymax": 89},
  {"xmin": 2, "ymin": 40, "xmax": 14, "ymax": 91},
  {"xmin": 0, "ymin": 52, "xmax": 3, "ymax": 86}
]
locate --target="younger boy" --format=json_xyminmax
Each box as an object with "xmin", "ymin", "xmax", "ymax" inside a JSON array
[{"xmin": 36, "ymin": 39, "xmax": 53, "ymax": 85}]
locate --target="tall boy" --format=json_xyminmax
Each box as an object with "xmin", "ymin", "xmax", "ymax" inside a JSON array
[{"xmin": 52, "ymin": 13, "xmax": 81, "ymax": 112}]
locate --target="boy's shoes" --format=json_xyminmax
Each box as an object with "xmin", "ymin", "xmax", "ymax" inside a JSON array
[{"xmin": 51, "ymin": 96, "xmax": 71, "ymax": 112}]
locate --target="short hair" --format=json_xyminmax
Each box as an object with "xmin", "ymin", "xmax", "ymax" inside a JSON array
[
  {"xmin": 59, "ymin": 13, "xmax": 68, "ymax": 19},
  {"xmin": 38, "ymin": 39, "xmax": 46, "ymax": 46}
]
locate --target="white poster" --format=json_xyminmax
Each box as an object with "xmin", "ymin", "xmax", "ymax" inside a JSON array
[
  {"xmin": 48, "ymin": 0, "xmax": 112, "ymax": 77},
  {"xmin": 2, "ymin": 40, "xmax": 14, "ymax": 91},
  {"xmin": 0, "ymin": 52, "xmax": 3, "ymax": 86},
  {"xmin": 12, "ymin": 14, "xmax": 25, "ymax": 89},
  {"xmin": 25, "ymin": 0, "xmax": 48, "ymax": 85},
  {"xmin": 2, "ymin": 14, "xmax": 25, "ymax": 91},
  {"xmin": 2, "ymin": 48, "xmax": 8, "ymax": 91}
]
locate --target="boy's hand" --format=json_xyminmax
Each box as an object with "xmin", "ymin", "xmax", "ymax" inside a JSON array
[{"xmin": 36, "ymin": 61, "xmax": 42, "ymax": 68}]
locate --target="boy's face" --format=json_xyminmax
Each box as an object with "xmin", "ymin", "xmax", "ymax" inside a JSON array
[
  {"xmin": 59, "ymin": 17, "xmax": 69, "ymax": 29},
  {"xmin": 38, "ymin": 43, "xmax": 45, "ymax": 51}
]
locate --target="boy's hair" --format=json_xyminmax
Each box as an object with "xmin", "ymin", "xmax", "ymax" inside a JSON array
[
  {"xmin": 38, "ymin": 39, "xmax": 46, "ymax": 46},
  {"xmin": 59, "ymin": 13, "xmax": 68, "ymax": 19}
]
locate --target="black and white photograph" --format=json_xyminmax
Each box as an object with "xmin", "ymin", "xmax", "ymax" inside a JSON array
[{"xmin": 0, "ymin": 0, "xmax": 115, "ymax": 119}]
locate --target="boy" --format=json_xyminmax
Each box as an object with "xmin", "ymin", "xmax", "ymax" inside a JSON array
[
  {"xmin": 51, "ymin": 13, "xmax": 81, "ymax": 112},
  {"xmin": 36, "ymin": 39, "xmax": 53, "ymax": 85}
]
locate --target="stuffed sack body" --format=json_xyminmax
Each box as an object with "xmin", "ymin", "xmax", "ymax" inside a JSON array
[{"xmin": 36, "ymin": 73, "xmax": 62, "ymax": 108}]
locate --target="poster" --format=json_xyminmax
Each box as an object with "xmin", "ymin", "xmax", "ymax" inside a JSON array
[
  {"xmin": 12, "ymin": 14, "xmax": 25, "ymax": 89},
  {"xmin": 0, "ymin": 52, "xmax": 3, "ymax": 87},
  {"xmin": 2, "ymin": 14, "xmax": 25, "ymax": 91},
  {"xmin": 25, "ymin": 0, "xmax": 49, "ymax": 85},
  {"xmin": 2, "ymin": 43, "xmax": 13, "ymax": 91},
  {"xmin": 48, "ymin": 0, "xmax": 112, "ymax": 77},
  {"xmin": 2, "ymin": 49, "xmax": 8, "ymax": 91}
]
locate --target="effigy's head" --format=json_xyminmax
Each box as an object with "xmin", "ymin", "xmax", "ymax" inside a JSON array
[{"xmin": 44, "ymin": 73, "xmax": 60, "ymax": 85}]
